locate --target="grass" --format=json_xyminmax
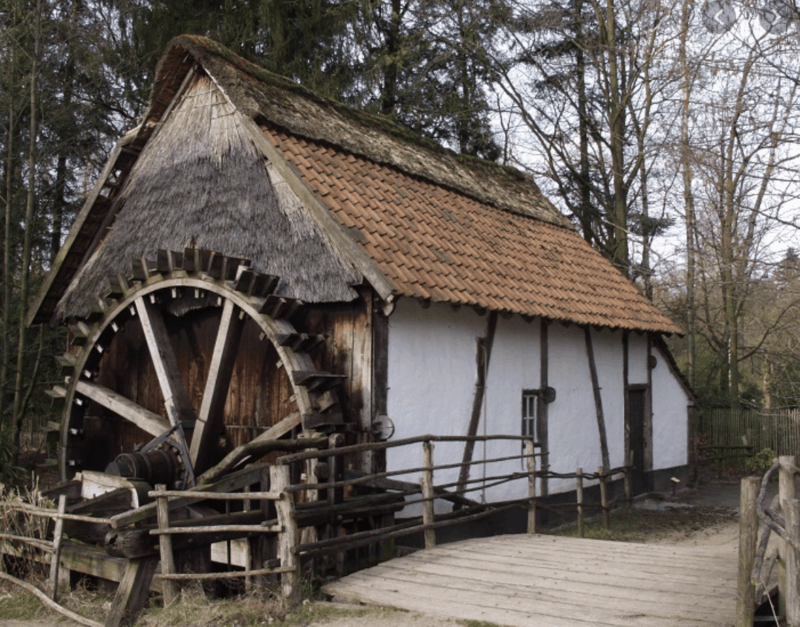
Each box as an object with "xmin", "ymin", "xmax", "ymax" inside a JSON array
[
  {"xmin": 546, "ymin": 501, "xmax": 736, "ymax": 543},
  {"xmin": 0, "ymin": 585, "xmax": 42, "ymax": 619},
  {"xmin": 549, "ymin": 507, "xmax": 647, "ymax": 541},
  {"xmin": 283, "ymin": 601, "xmax": 387, "ymax": 624}
]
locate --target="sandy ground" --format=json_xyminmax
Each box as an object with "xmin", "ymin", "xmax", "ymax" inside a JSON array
[{"xmin": 0, "ymin": 476, "xmax": 773, "ymax": 627}]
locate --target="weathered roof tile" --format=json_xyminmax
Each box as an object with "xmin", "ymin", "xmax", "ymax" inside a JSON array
[{"xmin": 265, "ymin": 127, "xmax": 680, "ymax": 334}]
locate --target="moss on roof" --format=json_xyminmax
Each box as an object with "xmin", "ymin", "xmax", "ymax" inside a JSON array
[{"xmin": 154, "ymin": 35, "xmax": 569, "ymax": 227}]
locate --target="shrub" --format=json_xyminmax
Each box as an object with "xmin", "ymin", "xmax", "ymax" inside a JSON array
[
  {"xmin": 0, "ymin": 428, "xmax": 22, "ymax": 488},
  {"xmin": 746, "ymin": 447, "xmax": 778, "ymax": 475}
]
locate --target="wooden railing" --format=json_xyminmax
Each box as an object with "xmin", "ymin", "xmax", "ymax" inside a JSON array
[
  {"xmin": 1, "ymin": 434, "xmax": 635, "ymax": 626},
  {"xmin": 738, "ymin": 455, "xmax": 800, "ymax": 627},
  {"xmin": 149, "ymin": 464, "xmax": 299, "ymax": 605},
  {"xmin": 279, "ymin": 434, "xmax": 542, "ymax": 558},
  {"xmin": 536, "ymin": 466, "xmax": 632, "ymax": 536}
]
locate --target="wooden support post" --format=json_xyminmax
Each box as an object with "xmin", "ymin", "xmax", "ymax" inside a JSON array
[
  {"xmin": 155, "ymin": 485, "xmax": 178, "ymax": 607},
  {"xmin": 256, "ymin": 466, "xmax": 276, "ymax": 585},
  {"xmin": 585, "ymin": 327, "xmax": 610, "ymax": 471},
  {"xmin": 421, "ymin": 441, "xmax": 437, "ymax": 549},
  {"xmin": 243, "ymin": 485, "xmax": 252, "ymax": 592},
  {"xmin": 736, "ymin": 476, "xmax": 759, "ymax": 627},
  {"xmin": 780, "ymin": 456, "xmax": 796, "ymax": 621},
  {"xmin": 598, "ymin": 467, "xmax": 609, "ymax": 530},
  {"xmin": 48, "ymin": 495, "xmax": 67, "ymax": 601},
  {"xmin": 327, "ymin": 433, "xmax": 345, "ymax": 575},
  {"xmin": 456, "ymin": 313, "xmax": 497, "ymax": 497},
  {"xmin": 576, "ymin": 468, "xmax": 584, "ymax": 538},
  {"xmin": 788, "ymin": 499, "xmax": 800, "ymax": 627},
  {"xmin": 272, "ymin": 465, "xmax": 300, "ymax": 605},
  {"xmin": 104, "ymin": 556, "xmax": 158, "ymax": 627},
  {"xmin": 624, "ymin": 467, "xmax": 632, "ymax": 509},
  {"xmin": 526, "ymin": 440, "xmax": 537, "ymax": 534}
]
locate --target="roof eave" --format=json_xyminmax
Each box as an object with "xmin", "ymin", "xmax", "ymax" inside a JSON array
[{"xmin": 26, "ymin": 126, "xmax": 142, "ymax": 327}]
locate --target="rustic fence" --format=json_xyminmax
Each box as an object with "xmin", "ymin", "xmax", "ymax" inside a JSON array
[
  {"xmin": 1, "ymin": 434, "xmax": 635, "ymax": 627},
  {"xmin": 738, "ymin": 455, "xmax": 800, "ymax": 627},
  {"xmin": 700, "ymin": 408, "xmax": 800, "ymax": 465}
]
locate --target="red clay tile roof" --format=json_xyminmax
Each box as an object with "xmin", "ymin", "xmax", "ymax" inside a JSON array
[{"xmin": 263, "ymin": 126, "xmax": 682, "ymax": 334}]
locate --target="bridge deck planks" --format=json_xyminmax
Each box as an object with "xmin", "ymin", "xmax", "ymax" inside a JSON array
[{"xmin": 322, "ymin": 534, "xmax": 737, "ymax": 627}]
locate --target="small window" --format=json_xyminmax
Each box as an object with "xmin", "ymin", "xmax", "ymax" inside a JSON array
[{"xmin": 521, "ymin": 390, "xmax": 537, "ymax": 445}]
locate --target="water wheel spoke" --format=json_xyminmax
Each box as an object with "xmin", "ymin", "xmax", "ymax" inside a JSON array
[
  {"xmin": 59, "ymin": 251, "xmax": 339, "ymax": 487},
  {"xmin": 135, "ymin": 296, "xmax": 196, "ymax": 428},
  {"xmin": 75, "ymin": 380, "xmax": 170, "ymax": 438},
  {"xmin": 190, "ymin": 297, "xmax": 246, "ymax": 472}
]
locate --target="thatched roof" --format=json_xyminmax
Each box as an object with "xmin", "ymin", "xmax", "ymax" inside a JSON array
[
  {"xmin": 56, "ymin": 73, "xmax": 360, "ymax": 321},
  {"xmin": 29, "ymin": 35, "xmax": 680, "ymax": 335}
]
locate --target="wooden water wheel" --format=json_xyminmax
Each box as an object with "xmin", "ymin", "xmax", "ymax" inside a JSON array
[{"xmin": 50, "ymin": 249, "xmax": 344, "ymax": 488}]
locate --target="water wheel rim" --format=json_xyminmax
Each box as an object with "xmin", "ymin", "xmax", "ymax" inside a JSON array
[{"xmin": 57, "ymin": 260, "xmax": 326, "ymax": 483}]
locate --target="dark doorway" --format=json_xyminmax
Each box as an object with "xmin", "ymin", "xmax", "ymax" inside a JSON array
[{"xmin": 628, "ymin": 387, "xmax": 648, "ymax": 494}]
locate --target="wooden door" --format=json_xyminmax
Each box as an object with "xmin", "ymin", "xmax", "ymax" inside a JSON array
[{"xmin": 628, "ymin": 388, "xmax": 648, "ymax": 494}]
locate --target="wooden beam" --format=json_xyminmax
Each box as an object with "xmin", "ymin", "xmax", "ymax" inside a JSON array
[
  {"xmin": 584, "ymin": 327, "xmax": 610, "ymax": 471},
  {"xmin": 104, "ymin": 556, "xmax": 158, "ymax": 627},
  {"xmin": 135, "ymin": 297, "xmax": 195, "ymax": 428},
  {"xmin": 155, "ymin": 485, "xmax": 178, "ymax": 606},
  {"xmin": 111, "ymin": 462, "xmax": 272, "ymax": 529},
  {"xmin": 780, "ymin": 456, "xmax": 798, "ymax": 623},
  {"xmin": 75, "ymin": 380, "xmax": 170, "ymax": 438},
  {"xmin": 190, "ymin": 298, "xmax": 245, "ymax": 473},
  {"xmin": 372, "ymin": 296, "xmax": 389, "ymax": 476},
  {"xmin": 736, "ymin": 476, "xmax": 759, "ymax": 627},
  {"xmin": 456, "ymin": 312, "xmax": 498, "ymax": 497},
  {"xmin": 49, "ymin": 495, "xmax": 67, "ymax": 601},
  {"xmin": 645, "ymin": 334, "xmax": 654, "ymax": 478},
  {"xmin": 196, "ymin": 412, "xmax": 307, "ymax": 484},
  {"xmin": 272, "ymin": 465, "xmax": 300, "ymax": 604},
  {"xmin": 623, "ymin": 331, "xmax": 630, "ymax": 472},
  {"xmin": 538, "ymin": 319, "xmax": 549, "ymax": 498}
]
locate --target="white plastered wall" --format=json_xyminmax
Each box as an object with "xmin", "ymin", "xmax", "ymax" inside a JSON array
[
  {"xmin": 628, "ymin": 333, "xmax": 649, "ymax": 385},
  {"xmin": 481, "ymin": 315, "xmax": 540, "ymax": 502},
  {"xmin": 651, "ymin": 342, "xmax": 690, "ymax": 469},
  {"xmin": 626, "ymin": 332, "xmax": 690, "ymax": 472},
  {"xmin": 546, "ymin": 325, "xmax": 625, "ymax": 494},
  {"xmin": 385, "ymin": 300, "xmax": 689, "ymax": 504},
  {"xmin": 386, "ymin": 299, "xmax": 485, "ymax": 510}
]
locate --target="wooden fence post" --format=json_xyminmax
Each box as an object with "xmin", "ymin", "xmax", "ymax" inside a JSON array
[
  {"xmin": 735, "ymin": 476, "xmax": 759, "ymax": 627},
  {"xmin": 576, "ymin": 468, "xmax": 584, "ymax": 538},
  {"xmin": 421, "ymin": 440, "xmax": 436, "ymax": 549},
  {"xmin": 104, "ymin": 557, "xmax": 159, "ymax": 627},
  {"xmin": 49, "ymin": 494, "xmax": 67, "ymax": 601},
  {"xmin": 779, "ymin": 456, "xmax": 796, "ymax": 622},
  {"xmin": 526, "ymin": 440, "xmax": 536, "ymax": 534},
  {"xmin": 328, "ymin": 434, "xmax": 345, "ymax": 575},
  {"xmin": 271, "ymin": 465, "xmax": 300, "ymax": 605},
  {"xmin": 155, "ymin": 484, "xmax": 178, "ymax": 606},
  {"xmin": 788, "ymin": 499, "xmax": 800, "ymax": 627},
  {"xmin": 598, "ymin": 466, "xmax": 609, "ymax": 530},
  {"xmin": 623, "ymin": 467, "xmax": 632, "ymax": 509}
]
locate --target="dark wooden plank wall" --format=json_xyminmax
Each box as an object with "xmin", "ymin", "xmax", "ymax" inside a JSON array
[
  {"xmin": 83, "ymin": 307, "xmax": 297, "ymax": 472},
  {"xmin": 74, "ymin": 290, "xmax": 382, "ymax": 476},
  {"xmin": 300, "ymin": 288, "xmax": 381, "ymax": 474}
]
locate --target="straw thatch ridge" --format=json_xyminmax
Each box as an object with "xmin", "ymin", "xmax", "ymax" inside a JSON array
[
  {"xmin": 154, "ymin": 35, "xmax": 569, "ymax": 228},
  {"xmin": 57, "ymin": 73, "xmax": 359, "ymax": 320}
]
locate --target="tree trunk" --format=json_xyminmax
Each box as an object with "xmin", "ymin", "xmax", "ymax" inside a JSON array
[
  {"xmin": 1, "ymin": 44, "xmax": 17, "ymax": 429},
  {"xmin": 679, "ymin": 1, "xmax": 696, "ymax": 388},
  {"xmin": 603, "ymin": 0, "xmax": 629, "ymax": 273},
  {"xmin": 11, "ymin": 0, "xmax": 41, "ymax": 455}
]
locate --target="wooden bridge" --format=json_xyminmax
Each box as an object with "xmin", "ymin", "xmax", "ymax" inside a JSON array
[{"xmin": 322, "ymin": 534, "xmax": 738, "ymax": 627}]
